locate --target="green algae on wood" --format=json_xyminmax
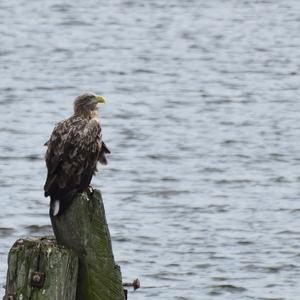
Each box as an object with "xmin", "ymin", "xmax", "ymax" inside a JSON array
[
  {"xmin": 4, "ymin": 236, "xmax": 78, "ymax": 300},
  {"xmin": 51, "ymin": 189, "xmax": 124, "ymax": 300}
]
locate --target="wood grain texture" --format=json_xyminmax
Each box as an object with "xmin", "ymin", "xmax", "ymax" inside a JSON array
[
  {"xmin": 51, "ymin": 190, "xmax": 124, "ymax": 300},
  {"xmin": 4, "ymin": 237, "xmax": 78, "ymax": 300}
]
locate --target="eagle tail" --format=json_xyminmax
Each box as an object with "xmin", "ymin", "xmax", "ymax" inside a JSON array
[
  {"xmin": 50, "ymin": 189, "xmax": 77, "ymax": 216},
  {"xmin": 52, "ymin": 200, "xmax": 60, "ymax": 216}
]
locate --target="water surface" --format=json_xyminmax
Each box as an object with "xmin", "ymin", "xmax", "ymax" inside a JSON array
[{"xmin": 1, "ymin": 1, "xmax": 300, "ymax": 299}]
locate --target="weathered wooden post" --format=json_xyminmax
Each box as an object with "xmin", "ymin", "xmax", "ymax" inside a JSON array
[
  {"xmin": 4, "ymin": 237, "xmax": 78, "ymax": 300},
  {"xmin": 51, "ymin": 189, "xmax": 125, "ymax": 300},
  {"xmin": 3, "ymin": 189, "xmax": 125, "ymax": 300}
]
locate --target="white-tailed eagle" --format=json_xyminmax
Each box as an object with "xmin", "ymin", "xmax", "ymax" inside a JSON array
[{"xmin": 44, "ymin": 92, "xmax": 110, "ymax": 216}]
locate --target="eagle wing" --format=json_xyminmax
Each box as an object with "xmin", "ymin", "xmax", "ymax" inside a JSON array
[{"xmin": 44, "ymin": 116, "xmax": 104, "ymax": 213}]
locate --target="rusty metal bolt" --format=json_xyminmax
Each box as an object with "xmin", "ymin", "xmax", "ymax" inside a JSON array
[
  {"xmin": 31, "ymin": 272, "xmax": 45, "ymax": 288},
  {"xmin": 32, "ymin": 274, "xmax": 41, "ymax": 282},
  {"xmin": 133, "ymin": 278, "xmax": 140, "ymax": 290},
  {"xmin": 123, "ymin": 278, "xmax": 140, "ymax": 291}
]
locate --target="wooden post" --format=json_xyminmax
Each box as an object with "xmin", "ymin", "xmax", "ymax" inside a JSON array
[
  {"xmin": 4, "ymin": 237, "xmax": 78, "ymax": 300},
  {"xmin": 51, "ymin": 189, "xmax": 125, "ymax": 300}
]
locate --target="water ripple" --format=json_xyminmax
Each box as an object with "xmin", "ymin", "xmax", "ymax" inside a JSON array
[{"xmin": 1, "ymin": 1, "xmax": 300, "ymax": 299}]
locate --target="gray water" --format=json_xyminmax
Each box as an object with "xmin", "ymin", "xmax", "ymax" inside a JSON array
[{"xmin": 1, "ymin": 0, "xmax": 300, "ymax": 299}]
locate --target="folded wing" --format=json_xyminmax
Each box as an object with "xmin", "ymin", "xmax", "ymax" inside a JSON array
[{"xmin": 44, "ymin": 116, "xmax": 106, "ymax": 214}]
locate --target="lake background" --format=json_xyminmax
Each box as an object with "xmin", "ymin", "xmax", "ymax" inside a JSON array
[{"xmin": 1, "ymin": 1, "xmax": 300, "ymax": 299}]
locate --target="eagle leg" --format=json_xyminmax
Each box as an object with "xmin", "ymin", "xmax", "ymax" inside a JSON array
[{"xmin": 86, "ymin": 185, "xmax": 94, "ymax": 196}]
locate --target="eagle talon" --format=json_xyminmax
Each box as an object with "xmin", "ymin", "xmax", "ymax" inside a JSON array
[{"xmin": 87, "ymin": 186, "xmax": 94, "ymax": 196}]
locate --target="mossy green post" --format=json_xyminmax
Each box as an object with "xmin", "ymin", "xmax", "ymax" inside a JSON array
[
  {"xmin": 4, "ymin": 237, "xmax": 78, "ymax": 300},
  {"xmin": 51, "ymin": 189, "xmax": 124, "ymax": 300}
]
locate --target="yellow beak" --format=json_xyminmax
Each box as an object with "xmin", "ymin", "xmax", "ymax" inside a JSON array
[{"xmin": 96, "ymin": 95, "xmax": 106, "ymax": 104}]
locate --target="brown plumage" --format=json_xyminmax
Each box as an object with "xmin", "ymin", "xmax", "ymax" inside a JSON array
[{"xmin": 44, "ymin": 92, "xmax": 110, "ymax": 216}]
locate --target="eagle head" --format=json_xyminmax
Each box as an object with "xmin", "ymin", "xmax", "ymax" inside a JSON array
[{"xmin": 74, "ymin": 92, "xmax": 106, "ymax": 117}]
